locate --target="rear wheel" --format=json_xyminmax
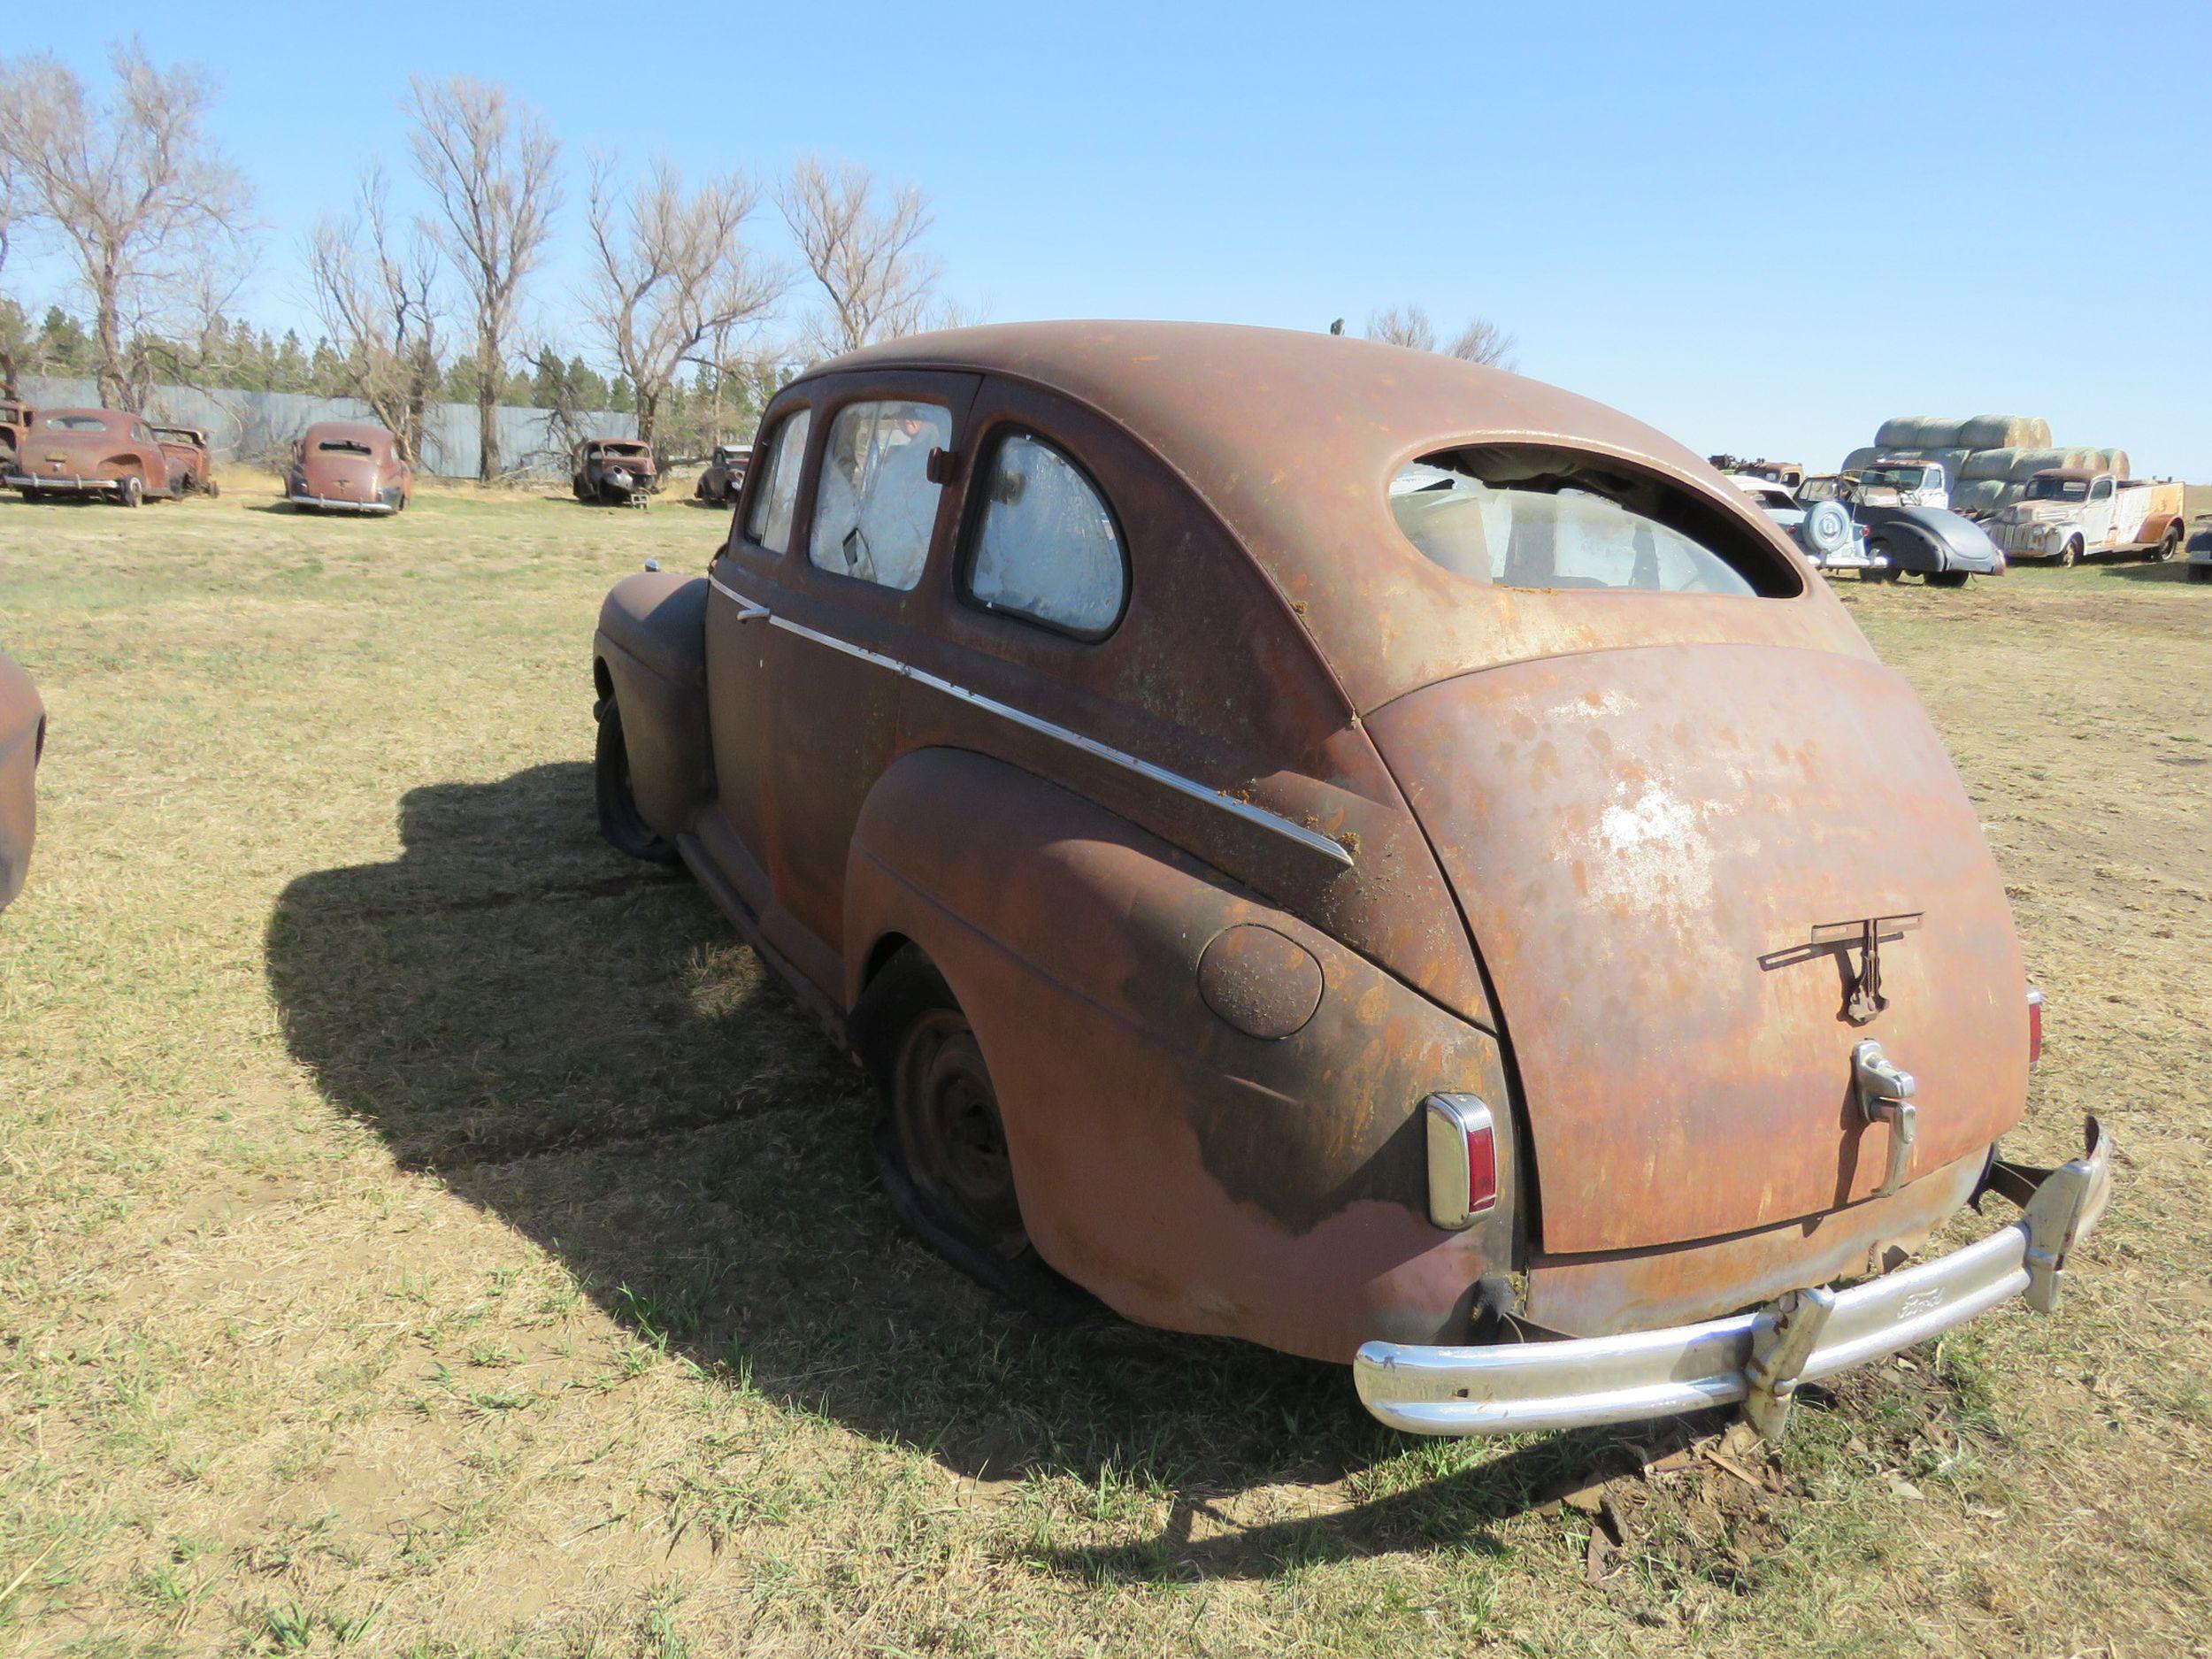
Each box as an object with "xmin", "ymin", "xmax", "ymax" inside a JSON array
[
  {"xmin": 2152, "ymin": 523, "xmax": 2182, "ymax": 562},
  {"xmin": 2190, "ymin": 564, "xmax": 2211, "ymax": 584},
  {"xmin": 1863, "ymin": 538, "xmax": 1902, "ymax": 580},
  {"xmin": 117, "ymin": 474, "xmax": 143, "ymax": 509},
  {"xmin": 856, "ymin": 948, "xmax": 1065, "ymax": 1307},
  {"xmin": 206, "ymin": 478, "xmax": 220, "ymax": 500},
  {"xmin": 1928, "ymin": 570, "xmax": 1970, "ymax": 588},
  {"xmin": 593, "ymin": 694, "xmax": 680, "ymax": 864}
]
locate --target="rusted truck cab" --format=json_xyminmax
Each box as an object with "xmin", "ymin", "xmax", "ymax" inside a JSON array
[
  {"xmin": 572, "ymin": 438, "xmax": 657, "ymax": 507},
  {"xmin": 150, "ymin": 426, "xmax": 218, "ymax": 496},
  {"xmin": 0, "ymin": 402, "xmax": 35, "ymax": 472},
  {"xmin": 590, "ymin": 322, "xmax": 2109, "ymax": 1440},
  {"xmin": 0, "ymin": 649, "xmax": 43, "ymax": 913},
  {"xmin": 5, "ymin": 408, "xmax": 179, "ymax": 506}
]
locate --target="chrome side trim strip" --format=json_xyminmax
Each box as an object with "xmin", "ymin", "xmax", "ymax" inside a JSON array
[{"xmin": 705, "ymin": 574, "xmax": 1353, "ymax": 870}]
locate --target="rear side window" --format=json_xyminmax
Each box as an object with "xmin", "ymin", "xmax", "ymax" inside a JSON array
[
  {"xmin": 744, "ymin": 409, "xmax": 811, "ymax": 553},
  {"xmin": 963, "ymin": 433, "xmax": 1126, "ymax": 637},
  {"xmin": 809, "ymin": 400, "xmax": 951, "ymax": 591},
  {"xmin": 1388, "ymin": 446, "xmax": 1797, "ymax": 597}
]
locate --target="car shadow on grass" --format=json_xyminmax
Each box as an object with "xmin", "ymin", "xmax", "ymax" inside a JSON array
[{"xmin": 265, "ymin": 762, "xmax": 1706, "ymax": 1578}]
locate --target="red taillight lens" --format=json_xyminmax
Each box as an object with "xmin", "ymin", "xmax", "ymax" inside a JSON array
[
  {"xmin": 1464, "ymin": 1121, "xmax": 1498, "ymax": 1214},
  {"xmin": 2026, "ymin": 987, "xmax": 2045, "ymax": 1064},
  {"xmin": 1425, "ymin": 1094, "xmax": 1500, "ymax": 1229}
]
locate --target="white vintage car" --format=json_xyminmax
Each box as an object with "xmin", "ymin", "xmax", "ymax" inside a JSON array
[{"xmin": 1987, "ymin": 469, "xmax": 2185, "ymax": 566}]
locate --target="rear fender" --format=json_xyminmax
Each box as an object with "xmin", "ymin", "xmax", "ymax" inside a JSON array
[
  {"xmin": 593, "ymin": 572, "xmax": 712, "ymax": 836},
  {"xmin": 843, "ymin": 745, "xmax": 1517, "ymax": 1362}
]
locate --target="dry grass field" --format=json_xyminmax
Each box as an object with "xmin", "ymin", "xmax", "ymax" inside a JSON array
[{"xmin": 1, "ymin": 473, "xmax": 2208, "ymax": 1657}]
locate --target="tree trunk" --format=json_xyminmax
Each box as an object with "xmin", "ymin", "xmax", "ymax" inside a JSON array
[
  {"xmin": 636, "ymin": 388, "xmax": 657, "ymax": 457},
  {"xmin": 95, "ymin": 287, "xmax": 126, "ymax": 411},
  {"xmin": 476, "ymin": 327, "xmax": 499, "ymax": 482}
]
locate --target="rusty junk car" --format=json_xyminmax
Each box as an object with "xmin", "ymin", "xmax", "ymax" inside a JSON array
[
  {"xmin": 0, "ymin": 400, "xmax": 34, "ymax": 471},
  {"xmin": 572, "ymin": 437, "xmax": 658, "ymax": 507},
  {"xmin": 694, "ymin": 443, "xmax": 751, "ymax": 506},
  {"xmin": 5, "ymin": 408, "xmax": 188, "ymax": 506},
  {"xmin": 150, "ymin": 425, "xmax": 219, "ymax": 496},
  {"xmin": 0, "ymin": 649, "xmax": 43, "ymax": 913},
  {"xmin": 286, "ymin": 421, "xmax": 412, "ymax": 515},
  {"xmin": 588, "ymin": 321, "xmax": 2111, "ymax": 1440}
]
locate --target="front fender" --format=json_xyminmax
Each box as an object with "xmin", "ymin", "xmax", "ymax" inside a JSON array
[
  {"xmin": 843, "ymin": 745, "xmax": 1517, "ymax": 1363},
  {"xmin": 593, "ymin": 572, "xmax": 711, "ymax": 834}
]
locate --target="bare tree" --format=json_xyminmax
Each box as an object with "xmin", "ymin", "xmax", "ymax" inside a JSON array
[
  {"xmin": 0, "ymin": 42, "xmax": 252, "ymax": 409},
  {"xmin": 403, "ymin": 73, "xmax": 560, "ymax": 481},
  {"xmin": 778, "ymin": 155, "xmax": 941, "ymax": 358},
  {"xmin": 584, "ymin": 155, "xmax": 783, "ymax": 455},
  {"xmin": 1365, "ymin": 303, "xmax": 1517, "ymax": 369},
  {"xmin": 305, "ymin": 165, "xmax": 443, "ymax": 465}
]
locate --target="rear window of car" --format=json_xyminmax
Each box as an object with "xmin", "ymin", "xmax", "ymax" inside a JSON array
[
  {"xmin": 318, "ymin": 440, "xmax": 373, "ymax": 456},
  {"xmin": 45, "ymin": 415, "xmax": 111, "ymax": 433},
  {"xmin": 1388, "ymin": 446, "xmax": 1799, "ymax": 597}
]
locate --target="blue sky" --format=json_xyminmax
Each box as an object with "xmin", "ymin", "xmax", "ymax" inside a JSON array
[{"xmin": 9, "ymin": 1, "xmax": 2207, "ymax": 475}]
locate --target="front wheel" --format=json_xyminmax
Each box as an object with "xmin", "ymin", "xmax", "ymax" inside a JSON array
[
  {"xmin": 593, "ymin": 695, "xmax": 680, "ymax": 864},
  {"xmin": 2059, "ymin": 538, "xmax": 2082, "ymax": 568}
]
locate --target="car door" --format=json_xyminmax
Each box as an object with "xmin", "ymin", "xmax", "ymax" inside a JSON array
[
  {"xmin": 699, "ymin": 397, "xmax": 817, "ymax": 921},
  {"xmin": 2088, "ymin": 475, "xmax": 2117, "ymax": 548},
  {"xmin": 751, "ymin": 372, "xmax": 979, "ymax": 995}
]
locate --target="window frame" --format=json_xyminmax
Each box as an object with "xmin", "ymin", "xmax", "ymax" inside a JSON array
[
  {"xmin": 954, "ymin": 423, "xmax": 1132, "ymax": 643},
  {"xmin": 802, "ymin": 395, "xmax": 960, "ymax": 595},
  {"xmin": 738, "ymin": 403, "xmax": 816, "ymax": 556}
]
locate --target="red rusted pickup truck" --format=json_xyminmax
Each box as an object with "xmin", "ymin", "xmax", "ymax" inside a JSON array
[{"xmin": 588, "ymin": 322, "xmax": 2109, "ymax": 1440}]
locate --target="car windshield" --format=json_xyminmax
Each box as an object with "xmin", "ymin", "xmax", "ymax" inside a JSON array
[
  {"xmin": 1389, "ymin": 461, "xmax": 1762, "ymax": 596},
  {"xmin": 2024, "ymin": 476, "xmax": 2088, "ymax": 502},
  {"xmin": 1862, "ymin": 466, "xmax": 1932, "ymax": 490},
  {"xmin": 1799, "ymin": 479, "xmax": 1839, "ymax": 502},
  {"xmin": 44, "ymin": 415, "xmax": 111, "ymax": 433}
]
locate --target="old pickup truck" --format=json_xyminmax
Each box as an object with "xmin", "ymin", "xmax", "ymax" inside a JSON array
[{"xmin": 1987, "ymin": 469, "xmax": 2185, "ymax": 566}]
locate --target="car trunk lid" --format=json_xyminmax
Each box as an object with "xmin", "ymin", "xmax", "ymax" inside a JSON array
[{"xmin": 1366, "ymin": 640, "xmax": 2028, "ymax": 1254}]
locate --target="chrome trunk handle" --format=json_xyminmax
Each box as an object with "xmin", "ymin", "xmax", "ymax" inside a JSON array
[{"xmin": 1852, "ymin": 1039, "xmax": 1918, "ymax": 1197}]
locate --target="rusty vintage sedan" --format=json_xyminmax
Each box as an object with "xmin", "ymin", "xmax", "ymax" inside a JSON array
[
  {"xmin": 6, "ymin": 408, "xmax": 180, "ymax": 505},
  {"xmin": 286, "ymin": 421, "xmax": 412, "ymax": 515},
  {"xmin": 588, "ymin": 322, "xmax": 2110, "ymax": 1439},
  {"xmin": 572, "ymin": 438, "xmax": 657, "ymax": 507},
  {"xmin": 1, "ymin": 648, "xmax": 43, "ymax": 913}
]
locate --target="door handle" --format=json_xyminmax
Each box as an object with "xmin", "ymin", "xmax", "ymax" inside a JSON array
[
  {"xmin": 1852, "ymin": 1040, "xmax": 1917, "ymax": 1197},
  {"xmin": 734, "ymin": 603, "xmax": 771, "ymax": 622}
]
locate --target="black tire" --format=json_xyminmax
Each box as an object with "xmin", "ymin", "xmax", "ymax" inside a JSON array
[
  {"xmin": 2059, "ymin": 537, "xmax": 2082, "ymax": 568},
  {"xmin": 593, "ymin": 695, "xmax": 680, "ymax": 864},
  {"xmin": 2151, "ymin": 523, "xmax": 2181, "ymax": 563},
  {"xmin": 205, "ymin": 478, "xmax": 220, "ymax": 499},
  {"xmin": 855, "ymin": 948, "xmax": 1070, "ymax": 1309},
  {"xmin": 1928, "ymin": 570, "xmax": 1970, "ymax": 588},
  {"xmin": 117, "ymin": 474, "xmax": 143, "ymax": 509},
  {"xmin": 2189, "ymin": 564, "xmax": 2210, "ymax": 584},
  {"xmin": 1863, "ymin": 538, "xmax": 1902, "ymax": 580}
]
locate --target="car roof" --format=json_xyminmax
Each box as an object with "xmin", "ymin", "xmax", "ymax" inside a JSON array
[
  {"xmin": 809, "ymin": 322, "xmax": 1772, "ymax": 705},
  {"xmin": 45, "ymin": 407, "xmax": 129, "ymax": 422},
  {"xmin": 303, "ymin": 420, "xmax": 393, "ymax": 445}
]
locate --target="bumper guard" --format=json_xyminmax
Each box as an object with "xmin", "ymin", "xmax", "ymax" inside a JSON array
[{"xmin": 1356, "ymin": 1117, "xmax": 2111, "ymax": 1439}]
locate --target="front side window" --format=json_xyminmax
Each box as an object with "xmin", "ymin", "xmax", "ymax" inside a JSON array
[
  {"xmin": 1390, "ymin": 450, "xmax": 1785, "ymax": 596},
  {"xmin": 809, "ymin": 400, "xmax": 951, "ymax": 591},
  {"xmin": 743, "ymin": 408, "xmax": 810, "ymax": 553},
  {"xmin": 2089, "ymin": 478, "xmax": 2114, "ymax": 502},
  {"xmin": 963, "ymin": 433, "xmax": 1126, "ymax": 637}
]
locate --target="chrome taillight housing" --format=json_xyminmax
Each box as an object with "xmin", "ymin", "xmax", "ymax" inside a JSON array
[{"xmin": 1424, "ymin": 1093, "xmax": 1498, "ymax": 1230}]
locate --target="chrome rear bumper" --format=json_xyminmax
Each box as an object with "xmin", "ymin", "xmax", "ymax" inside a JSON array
[
  {"xmin": 8, "ymin": 472, "xmax": 125, "ymax": 495},
  {"xmin": 288, "ymin": 494, "xmax": 396, "ymax": 515},
  {"xmin": 1356, "ymin": 1118, "xmax": 2111, "ymax": 1439}
]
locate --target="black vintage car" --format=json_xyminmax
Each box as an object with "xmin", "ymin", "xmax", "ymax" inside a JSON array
[
  {"xmin": 1797, "ymin": 475, "xmax": 2006, "ymax": 587},
  {"xmin": 693, "ymin": 444, "xmax": 751, "ymax": 506}
]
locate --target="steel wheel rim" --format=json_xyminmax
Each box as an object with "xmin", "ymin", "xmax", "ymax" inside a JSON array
[{"xmin": 895, "ymin": 1013, "xmax": 1023, "ymax": 1255}]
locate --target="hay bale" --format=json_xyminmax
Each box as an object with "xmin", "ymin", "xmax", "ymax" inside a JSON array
[
  {"xmin": 1929, "ymin": 446, "xmax": 1974, "ymax": 488},
  {"xmin": 1962, "ymin": 448, "xmax": 2025, "ymax": 482},
  {"xmin": 1950, "ymin": 479, "xmax": 2013, "ymax": 517},
  {"xmin": 1874, "ymin": 417, "xmax": 1964, "ymax": 450},
  {"xmin": 1841, "ymin": 445, "xmax": 1879, "ymax": 474},
  {"xmin": 1956, "ymin": 414, "xmax": 2052, "ymax": 449},
  {"xmin": 2085, "ymin": 447, "xmax": 2130, "ymax": 479},
  {"xmin": 1995, "ymin": 447, "xmax": 2078, "ymax": 482}
]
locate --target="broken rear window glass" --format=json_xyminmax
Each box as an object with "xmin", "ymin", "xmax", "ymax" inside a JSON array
[
  {"xmin": 1388, "ymin": 449, "xmax": 1789, "ymax": 596},
  {"xmin": 317, "ymin": 440, "xmax": 374, "ymax": 457},
  {"xmin": 44, "ymin": 415, "xmax": 111, "ymax": 433}
]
